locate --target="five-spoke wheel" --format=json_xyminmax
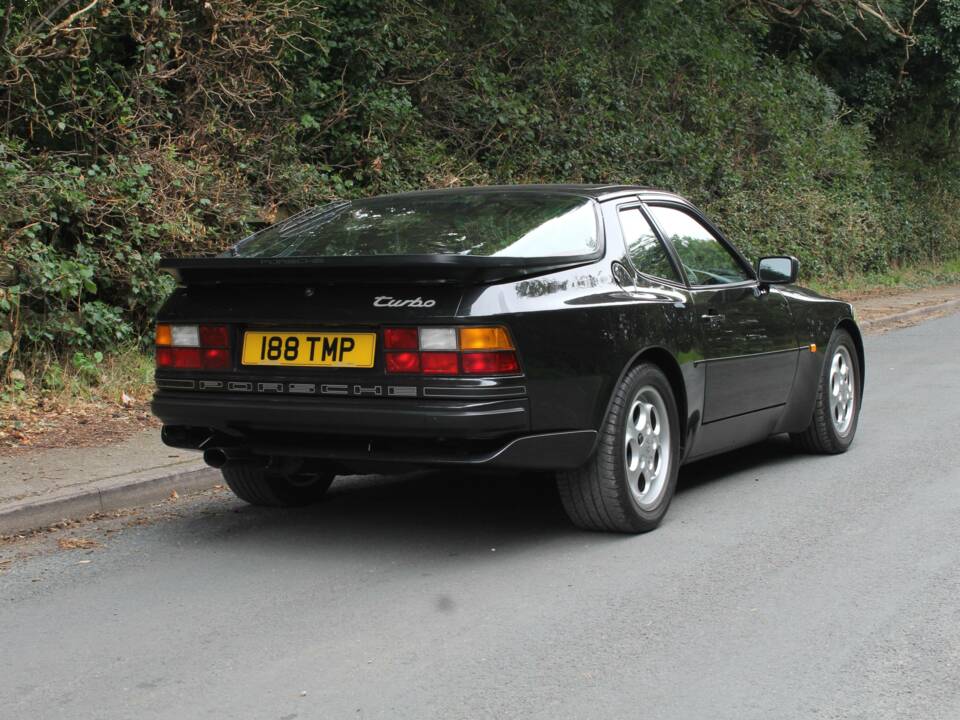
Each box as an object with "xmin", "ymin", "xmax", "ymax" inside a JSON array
[
  {"xmin": 624, "ymin": 386, "xmax": 672, "ymax": 510},
  {"xmin": 557, "ymin": 363, "xmax": 680, "ymax": 533},
  {"xmin": 792, "ymin": 327, "xmax": 861, "ymax": 454},
  {"xmin": 829, "ymin": 346, "xmax": 856, "ymax": 436}
]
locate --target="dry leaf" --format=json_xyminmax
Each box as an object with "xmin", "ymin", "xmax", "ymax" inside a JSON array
[{"xmin": 58, "ymin": 537, "xmax": 101, "ymax": 550}]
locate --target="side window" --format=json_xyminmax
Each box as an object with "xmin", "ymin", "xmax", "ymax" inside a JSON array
[
  {"xmin": 647, "ymin": 206, "xmax": 751, "ymax": 286},
  {"xmin": 618, "ymin": 208, "xmax": 681, "ymax": 283}
]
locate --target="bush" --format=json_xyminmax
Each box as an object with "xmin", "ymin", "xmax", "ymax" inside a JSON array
[{"xmin": 0, "ymin": 0, "xmax": 958, "ymax": 372}]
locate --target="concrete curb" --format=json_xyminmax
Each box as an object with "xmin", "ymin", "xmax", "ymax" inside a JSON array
[
  {"xmin": 859, "ymin": 297, "xmax": 960, "ymax": 331},
  {"xmin": 0, "ymin": 464, "xmax": 218, "ymax": 536}
]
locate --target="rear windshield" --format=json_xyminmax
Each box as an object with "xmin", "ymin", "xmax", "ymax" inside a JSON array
[{"xmin": 229, "ymin": 191, "xmax": 600, "ymax": 259}]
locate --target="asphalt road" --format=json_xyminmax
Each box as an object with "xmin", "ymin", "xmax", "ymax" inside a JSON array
[{"xmin": 2, "ymin": 313, "xmax": 959, "ymax": 720}]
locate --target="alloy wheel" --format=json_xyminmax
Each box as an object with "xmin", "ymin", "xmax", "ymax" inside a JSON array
[{"xmin": 624, "ymin": 385, "xmax": 672, "ymax": 509}]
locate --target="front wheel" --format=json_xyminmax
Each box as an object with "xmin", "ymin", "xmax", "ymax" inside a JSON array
[
  {"xmin": 557, "ymin": 363, "xmax": 681, "ymax": 533},
  {"xmin": 791, "ymin": 328, "xmax": 861, "ymax": 454},
  {"xmin": 221, "ymin": 462, "xmax": 335, "ymax": 507}
]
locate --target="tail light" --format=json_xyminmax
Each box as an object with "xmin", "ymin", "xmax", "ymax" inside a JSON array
[
  {"xmin": 461, "ymin": 351, "xmax": 519, "ymax": 374},
  {"xmin": 384, "ymin": 326, "xmax": 520, "ymax": 376},
  {"xmin": 421, "ymin": 351, "xmax": 459, "ymax": 375},
  {"xmin": 156, "ymin": 324, "xmax": 231, "ymax": 370},
  {"xmin": 385, "ymin": 351, "xmax": 420, "ymax": 373},
  {"xmin": 383, "ymin": 327, "xmax": 418, "ymax": 350}
]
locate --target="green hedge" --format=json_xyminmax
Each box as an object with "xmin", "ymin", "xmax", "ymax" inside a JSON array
[{"xmin": 1, "ymin": 0, "xmax": 958, "ymax": 364}]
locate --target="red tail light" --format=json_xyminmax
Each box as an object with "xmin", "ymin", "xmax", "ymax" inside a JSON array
[
  {"xmin": 199, "ymin": 324, "xmax": 230, "ymax": 347},
  {"xmin": 156, "ymin": 324, "xmax": 232, "ymax": 371},
  {"xmin": 421, "ymin": 352, "xmax": 459, "ymax": 375},
  {"xmin": 384, "ymin": 327, "xmax": 419, "ymax": 350},
  {"xmin": 462, "ymin": 351, "xmax": 519, "ymax": 374},
  {"xmin": 202, "ymin": 347, "xmax": 231, "ymax": 370},
  {"xmin": 384, "ymin": 326, "xmax": 520, "ymax": 376},
  {"xmin": 156, "ymin": 347, "xmax": 203, "ymax": 369},
  {"xmin": 156, "ymin": 347, "xmax": 174, "ymax": 368},
  {"xmin": 386, "ymin": 351, "xmax": 421, "ymax": 373}
]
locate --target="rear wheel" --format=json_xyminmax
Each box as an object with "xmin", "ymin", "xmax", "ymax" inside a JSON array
[
  {"xmin": 221, "ymin": 462, "xmax": 335, "ymax": 507},
  {"xmin": 791, "ymin": 328, "xmax": 861, "ymax": 454},
  {"xmin": 557, "ymin": 363, "xmax": 680, "ymax": 533}
]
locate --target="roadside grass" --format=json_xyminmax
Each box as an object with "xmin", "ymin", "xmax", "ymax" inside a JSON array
[
  {"xmin": 6, "ymin": 344, "xmax": 155, "ymax": 407},
  {"xmin": 0, "ymin": 345, "xmax": 155, "ymax": 448},
  {"xmin": 808, "ymin": 259, "xmax": 960, "ymax": 298}
]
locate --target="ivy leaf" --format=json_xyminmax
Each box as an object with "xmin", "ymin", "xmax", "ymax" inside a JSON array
[{"xmin": 300, "ymin": 113, "xmax": 321, "ymax": 129}]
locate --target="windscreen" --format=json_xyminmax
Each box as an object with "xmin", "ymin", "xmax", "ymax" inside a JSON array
[{"xmin": 229, "ymin": 191, "xmax": 599, "ymax": 259}]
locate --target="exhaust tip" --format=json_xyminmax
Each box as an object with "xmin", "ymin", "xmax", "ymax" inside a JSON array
[{"xmin": 203, "ymin": 448, "xmax": 228, "ymax": 469}]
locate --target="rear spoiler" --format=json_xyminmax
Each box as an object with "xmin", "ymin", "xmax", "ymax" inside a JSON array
[{"xmin": 160, "ymin": 254, "xmax": 599, "ymax": 286}]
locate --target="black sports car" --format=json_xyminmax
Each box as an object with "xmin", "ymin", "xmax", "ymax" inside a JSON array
[{"xmin": 152, "ymin": 185, "xmax": 863, "ymax": 533}]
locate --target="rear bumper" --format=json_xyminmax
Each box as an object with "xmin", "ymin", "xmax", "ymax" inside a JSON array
[
  {"xmin": 151, "ymin": 391, "xmax": 597, "ymax": 470},
  {"xmin": 152, "ymin": 390, "xmax": 530, "ymax": 438}
]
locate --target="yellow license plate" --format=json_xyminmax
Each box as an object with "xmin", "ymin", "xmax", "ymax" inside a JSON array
[{"xmin": 241, "ymin": 331, "xmax": 376, "ymax": 368}]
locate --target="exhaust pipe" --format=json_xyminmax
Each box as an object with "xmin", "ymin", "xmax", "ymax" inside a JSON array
[{"xmin": 203, "ymin": 448, "xmax": 229, "ymax": 469}]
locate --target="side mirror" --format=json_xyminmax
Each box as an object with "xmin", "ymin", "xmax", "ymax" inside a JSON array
[{"xmin": 757, "ymin": 256, "xmax": 798, "ymax": 285}]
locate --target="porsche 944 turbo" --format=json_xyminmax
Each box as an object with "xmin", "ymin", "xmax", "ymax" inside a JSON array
[{"xmin": 152, "ymin": 185, "xmax": 863, "ymax": 533}]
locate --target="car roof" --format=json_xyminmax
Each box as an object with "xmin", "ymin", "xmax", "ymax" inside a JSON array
[{"xmin": 361, "ymin": 184, "xmax": 688, "ymax": 204}]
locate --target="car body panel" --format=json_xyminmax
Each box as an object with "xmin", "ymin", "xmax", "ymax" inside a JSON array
[
  {"xmin": 151, "ymin": 185, "xmax": 861, "ymax": 472},
  {"xmin": 692, "ymin": 284, "xmax": 799, "ymax": 422}
]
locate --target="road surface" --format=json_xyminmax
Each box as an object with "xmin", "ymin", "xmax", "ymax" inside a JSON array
[{"xmin": 2, "ymin": 312, "xmax": 959, "ymax": 719}]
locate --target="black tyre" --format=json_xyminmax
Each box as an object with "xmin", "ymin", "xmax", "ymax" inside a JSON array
[
  {"xmin": 791, "ymin": 328, "xmax": 861, "ymax": 454},
  {"xmin": 557, "ymin": 363, "xmax": 681, "ymax": 533},
  {"xmin": 221, "ymin": 462, "xmax": 335, "ymax": 507}
]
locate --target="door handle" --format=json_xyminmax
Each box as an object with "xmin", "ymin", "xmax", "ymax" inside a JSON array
[{"xmin": 701, "ymin": 311, "xmax": 725, "ymax": 326}]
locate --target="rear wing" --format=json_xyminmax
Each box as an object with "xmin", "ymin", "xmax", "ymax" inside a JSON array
[{"xmin": 159, "ymin": 254, "xmax": 600, "ymax": 286}]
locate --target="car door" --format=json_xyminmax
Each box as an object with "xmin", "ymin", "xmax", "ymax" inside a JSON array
[{"xmin": 645, "ymin": 203, "xmax": 799, "ymax": 424}]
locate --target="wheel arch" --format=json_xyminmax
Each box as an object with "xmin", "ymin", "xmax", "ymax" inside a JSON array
[
  {"xmin": 836, "ymin": 318, "xmax": 866, "ymax": 390},
  {"xmin": 604, "ymin": 346, "xmax": 689, "ymax": 455}
]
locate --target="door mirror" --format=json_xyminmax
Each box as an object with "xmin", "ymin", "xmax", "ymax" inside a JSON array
[{"xmin": 757, "ymin": 256, "xmax": 798, "ymax": 285}]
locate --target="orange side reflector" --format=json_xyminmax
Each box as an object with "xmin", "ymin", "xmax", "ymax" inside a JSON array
[
  {"xmin": 155, "ymin": 324, "xmax": 172, "ymax": 347},
  {"xmin": 459, "ymin": 326, "xmax": 513, "ymax": 350},
  {"xmin": 810, "ymin": 344, "xmax": 817, "ymax": 353}
]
